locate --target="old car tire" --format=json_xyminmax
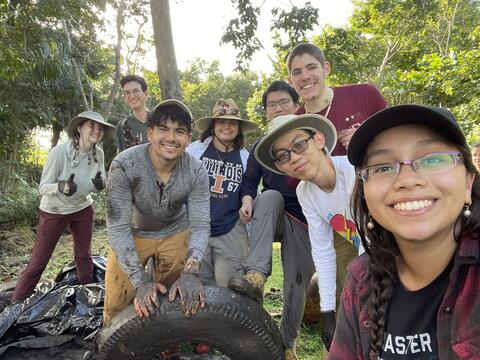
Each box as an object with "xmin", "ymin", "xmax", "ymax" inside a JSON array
[{"xmin": 97, "ymin": 286, "xmax": 284, "ymax": 360}]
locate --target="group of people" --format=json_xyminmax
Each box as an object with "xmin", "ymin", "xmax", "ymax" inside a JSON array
[{"xmin": 11, "ymin": 42, "xmax": 480, "ymax": 360}]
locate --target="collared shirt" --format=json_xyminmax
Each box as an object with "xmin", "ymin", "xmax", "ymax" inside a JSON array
[
  {"xmin": 328, "ymin": 232, "xmax": 480, "ymax": 360},
  {"xmin": 106, "ymin": 143, "xmax": 210, "ymax": 289}
]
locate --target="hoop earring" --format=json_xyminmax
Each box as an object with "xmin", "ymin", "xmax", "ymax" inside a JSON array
[
  {"xmin": 367, "ymin": 215, "xmax": 375, "ymax": 230},
  {"xmin": 464, "ymin": 203, "xmax": 472, "ymax": 217}
]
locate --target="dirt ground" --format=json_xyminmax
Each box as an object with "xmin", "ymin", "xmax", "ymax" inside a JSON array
[
  {"xmin": 0, "ymin": 227, "xmax": 105, "ymax": 359},
  {"xmin": 1, "ymin": 339, "xmax": 94, "ymax": 360}
]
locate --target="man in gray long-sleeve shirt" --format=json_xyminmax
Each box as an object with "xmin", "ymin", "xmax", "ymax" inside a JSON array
[{"xmin": 103, "ymin": 99, "xmax": 210, "ymax": 325}]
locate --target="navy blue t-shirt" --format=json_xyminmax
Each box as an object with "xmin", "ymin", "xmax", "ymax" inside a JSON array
[{"xmin": 201, "ymin": 142, "xmax": 243, "ymax": 237}]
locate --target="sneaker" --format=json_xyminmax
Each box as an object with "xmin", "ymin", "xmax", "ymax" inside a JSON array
[
  {"xmin": 285, "ymin": 347, "xmax": 299, "ymax": 360},
  {"xmin": 228, "ymin": 271, "xmax": 265, "ymax": 304}
]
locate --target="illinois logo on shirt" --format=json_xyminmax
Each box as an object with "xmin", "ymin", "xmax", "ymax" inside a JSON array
[{"xmin": 329, "ymin": 211, "xmax": 361, "ymax": 249}]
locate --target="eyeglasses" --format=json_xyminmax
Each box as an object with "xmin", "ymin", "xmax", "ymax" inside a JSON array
[
  {"xmin": 358, "ymin": 151, "xmax": 463, "ymax": 183},
  {"xmin": 273, "ymin": 134, "xmax": 315, "ymax": 165},
  {"xmin": 123, "ymin": 89, "xmax": 143, "ymax": 98},
  {"xmin": 266, "ymin": 99, "xmax": 292, "ymax": 110}
]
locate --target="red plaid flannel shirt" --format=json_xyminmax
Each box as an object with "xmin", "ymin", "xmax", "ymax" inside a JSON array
[{"xmin": 328, "ymin": 232, "xmax": 480, "ymax": 360}]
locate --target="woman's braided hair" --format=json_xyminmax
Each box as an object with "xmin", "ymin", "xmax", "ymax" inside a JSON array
[{"xmin": 351, "ymin": 138, "xmax": 480, "ymax": 359}]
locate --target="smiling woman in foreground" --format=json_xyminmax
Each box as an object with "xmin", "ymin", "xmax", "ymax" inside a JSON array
[{"xmin": 328, "ymin": 104, "xmax": 480, "ymax": 360}]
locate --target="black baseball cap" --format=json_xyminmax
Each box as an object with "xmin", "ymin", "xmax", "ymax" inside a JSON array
[{"xmin": 347, "ymin": 104, "xmax": 467, "ymax": 167}]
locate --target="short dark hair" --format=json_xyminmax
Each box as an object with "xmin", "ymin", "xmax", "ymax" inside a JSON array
[
  {"xmin": 286, "ymin": 43, "xmax": 326, "ymax": 74},
  {"xmin": 200, "ymin": 120, "xmax": 245, "ymax": 150},
  {"xmin": 148, "ymin": 105, "xmax": 193, "ymax": 133},
  {"xmin": 262, "ymin": 80, "xmax": 299, "ymax": 110},
  {"xmin": 120, "ymin": 74, "xmax": 147, "ymax": 92}
]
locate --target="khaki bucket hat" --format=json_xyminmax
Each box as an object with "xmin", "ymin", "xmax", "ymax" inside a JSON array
[
  {"xmin": 67, "ymin": 111, "xmax": 115, "ymax": 141},
  {"xmin": 254, "ymin": 113, "xmax": 337, "ymax": 174}
]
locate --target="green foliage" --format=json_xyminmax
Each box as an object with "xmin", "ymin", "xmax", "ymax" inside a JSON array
[
  {"xmin": 180, "ymin": 59, "xmax": 261, "ymax": 144},
  {"xmin": 0, "ymin": 0, "xmax": 116, "ymax": 189},
  {"xmin": 224, "ymin": 1, "xmax": 319, "ymax": 71},
  {"xmin": 221, "ymin": 0, "xmax": 262, "ymax": 71},
  {"xmin": 92, "ymin": 191, "xmax": 107, "ymax": 225},
  {"xmin": 271, "ymin": 2, "xmax": 318, "ymax": 49},
  {"xmin": 0, "ymin": 173, "xmax": 40, "ymax": 230},
  {"xmin": 312, "ymin": 28, "xmax": 379, "ymax": 85}
]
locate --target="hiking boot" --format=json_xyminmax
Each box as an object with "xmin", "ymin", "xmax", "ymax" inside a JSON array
[
  {"xmin": 228, "ymin": 271, "xmax": 265, "ymax": 304},
  {"xmin": 285, "ymin": 347, "xmax": 299, "ymax": 360}
]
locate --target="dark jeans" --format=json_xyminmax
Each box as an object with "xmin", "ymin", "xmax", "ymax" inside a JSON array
[{"xmin": 12, "ymin": 206, "xmax": 94, "ymax": 302}]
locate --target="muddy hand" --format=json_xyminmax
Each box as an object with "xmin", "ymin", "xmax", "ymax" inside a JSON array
[
  {"xmin": 133, "ymin": 281, "xmax": 167, "ymax": 318},
  {"xmin": 91, "ymin": 171, "xmax": 105, "ymax": 190},
  {"xmin": 168, "ymin": 272, "xmax": 205, "ymax": 317},
  {"xmin": 58, "ymin": 173, "xmax": 77, "ymax": 196}
]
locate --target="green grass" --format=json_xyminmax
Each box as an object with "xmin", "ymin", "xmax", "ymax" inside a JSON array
[{"xmin": 264, "ymin": 243, "xmax": 324, "ymax": 359}]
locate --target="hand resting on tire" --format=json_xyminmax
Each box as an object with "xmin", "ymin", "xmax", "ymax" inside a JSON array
[
  {"xmin": 133, "ymin": 281, "xmax": 167, "ymax": 318},
  {"xmin": 168, "ymin": 272, "xmax": 205, "ymax": 317}
]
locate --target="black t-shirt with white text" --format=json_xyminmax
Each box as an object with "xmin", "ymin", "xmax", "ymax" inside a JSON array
[{"xmin": 379, "ymin": 260, "xmax": 452, "ymax": 360}]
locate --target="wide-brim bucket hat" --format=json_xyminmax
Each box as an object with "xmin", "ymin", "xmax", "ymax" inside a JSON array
[
  {"xmin": 67, "ymin": 111, "xmax": 115, "ymax": 141},
  {"xmin": 255, "ymin": 113, "xmax": 337, "ymax": 175},
  {"xmin": 196, "ymin": 99, "xmax": 258, "ymax": 133}
]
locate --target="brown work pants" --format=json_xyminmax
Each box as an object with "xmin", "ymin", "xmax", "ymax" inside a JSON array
[{"xmin": 103, "ymin": 230, "xmax": 189, "ymax": 325}]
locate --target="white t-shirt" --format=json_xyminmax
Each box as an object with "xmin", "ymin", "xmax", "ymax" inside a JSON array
[{"xmin": 296, "ymin": 156, "xmax": 362, "ymax": 311}]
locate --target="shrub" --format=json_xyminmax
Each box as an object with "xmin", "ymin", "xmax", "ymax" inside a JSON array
[
  {"xmin": 92, "ymin": 191, "xmax": 106, "ymax": 225},
  {"xmin": 0, "ymin": 174, "xmax": 40, "ymax": 230}
]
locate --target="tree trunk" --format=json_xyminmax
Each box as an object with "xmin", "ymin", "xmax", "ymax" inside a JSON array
[
  {"xmin": 150, "ymin": 0, "xmax": 183, "ymax": 100},
  {"xmin": 102, "ymin": 0, "xmax": 126, "ymax": 120},
  {"xmin": 62, "ymin": 19, "xmax": 90, "ymax": 110}
]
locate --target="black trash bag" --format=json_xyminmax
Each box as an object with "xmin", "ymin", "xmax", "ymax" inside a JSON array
[
  {"xmin": 0, "ymin": 256, "xmax": 106, "ymax": 348},
  {"xmin": 0, "ymin": 282, "xmax": 56, "ymax": 342},
  {"xmin": 13, "ymin": 284, "xmax": 104, "ymax": 339},
  {"xmin": 55, "ymin": 255, "xmax": 107, "ymax": 285}
]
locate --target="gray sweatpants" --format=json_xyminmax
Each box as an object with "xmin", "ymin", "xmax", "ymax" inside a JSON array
[
  {"xmin": 201, "ymin": 220, "xmax": 248, "ymax": 287},
  {"xmin": 241, "ymin": 190, "xmax": 314, "ymax": 348}
]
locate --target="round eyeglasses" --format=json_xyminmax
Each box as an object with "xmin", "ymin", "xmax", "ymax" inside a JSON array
[{"xmin": 123, "ymin": 89, "xmax": 143, "ymax": 98}]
